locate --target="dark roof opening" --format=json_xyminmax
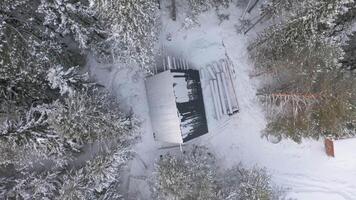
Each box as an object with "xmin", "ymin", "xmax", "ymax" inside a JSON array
[{"xmin": 171, "ymin": 69, "xmax": 208, "ymax": 142}]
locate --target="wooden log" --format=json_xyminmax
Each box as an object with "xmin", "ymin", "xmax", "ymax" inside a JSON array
[
  {"xmin": 207, "ymin": 65, "xmax": 216, "ymax": 79},
  {"xmin": 185, "ymin": 60, "xmax": 189, "ymax": 70},
  {"xmin": 247, "ymin": 0, "xmax": 260, "ymax": 13},
  {"xmin": 200, "ymin": 68, "xmax": 205, "ymax": 80},
  {"xmin": 172, "ymin": 57, "xmax": 176, "ymax": 69},
  {"xmin": 241, "ymin": 0, "xmax": 252, "ymax": 19},
  {"xmin": 212, "ymin": 62, "xmax": 221, "ymax": 73},
  {"xmin": 219, "ymin": 72, "xmax": 233, "ymax": 114},
  {"xmin": 217, "ymin": 73, "xmax": 227, "ymax": 115},
  {"xmin": 171, "ymin": 0, "xmax": 176, "ymax": 21},
  {"xmin": 222, "ymin": 59, "xmax": 239, "ymax": 112},
  {"xmin": 213, "ymin": 79, "xmax": 223, "ymax": 119},
  {"xmin": 167, "ymin": 56, "xmax": 172, "ymax": 70},
  {"xmin": 210, "ymin": 80, "xmax": 220, "ymax": 120},
  {"xmin": 244, "ymin": 12, "xmax": 267, "ymax": 35},
  {"xmin": 161, "ymin": 57, "xmax": 166, "ymax": 73}
]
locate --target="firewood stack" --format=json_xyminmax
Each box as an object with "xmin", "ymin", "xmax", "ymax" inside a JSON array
[{"xmin": 202, "ymin": 59, "xmax": 239, "ymax": 120}]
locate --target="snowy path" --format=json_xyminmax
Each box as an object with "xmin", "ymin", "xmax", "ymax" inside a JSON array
[{"xmin": 89, "ymin": 3, "xmax": 356, "ymax": 200}]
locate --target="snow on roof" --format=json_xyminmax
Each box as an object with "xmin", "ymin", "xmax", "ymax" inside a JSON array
[
  {"xmin": 145, "ymin": 71, "xmax": 183, "ymax": 144},
  {"xmin": 145, "ymin": 69, "xmax": 208, "ymax": 144}
]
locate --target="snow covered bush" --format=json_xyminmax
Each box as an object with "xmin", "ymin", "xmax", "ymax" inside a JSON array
[
  {"xmin": 152, "ymin": 146, "xmax": 284, "ymax": 200},
  {"xmin": 250, "ymin": 0, "xmax": 356, "ymax": 142},
  {"xmin": 220, "ymin": 165, "xmax": 284, "ymax": 200},
  {"xmin": 152, "ymin": 145, "xmax": 219, "ymax": 200}
]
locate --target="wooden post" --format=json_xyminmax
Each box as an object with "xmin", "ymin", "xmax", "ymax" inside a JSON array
[{"xmin": 325, "ymin": 138, "xmax": 335, "ymax": 157}]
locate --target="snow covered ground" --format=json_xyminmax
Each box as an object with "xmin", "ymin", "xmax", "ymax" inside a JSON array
[{"xmin": 89, "ymin": 3, "xmax": 356, "ymax": 200}]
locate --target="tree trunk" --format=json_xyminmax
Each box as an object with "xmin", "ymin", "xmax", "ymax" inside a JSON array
[{"xmin": 171, "ymin": 0, "xmax": 176, "ymax": 21}]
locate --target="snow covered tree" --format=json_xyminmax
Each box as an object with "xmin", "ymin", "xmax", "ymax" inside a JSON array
[
  {"xmin": 0, "ymin": 0, "xmax": 106, "ymax": 115},
  {"xmin": 48, "ymin": 87, "xmax": 137, "ymax": 152},
  {"xmin": 183, "ymin": 0, "xmax": 232, "ymax": 27},
  {"xmin": 0, "ymin": 170, "xmax": 62, "ymax": 200},
  {"xmin": 188, "ymin": 0, "xmax": 231, "ymax": 16},
  {"xmin": 0, "ymin": 142, "xmax": 132, "ymax": 199},
  {"xmin": 89, "ymin": 0, "xmax": 160, "ymax": 69},
  {"xmin": 341, "ymin": 31, "xmax": 356, "ymax": 71},
  {"xmin": 152, "ymin": 145, "xmax": 219, "ymax": 200},
  {"xmin": 46, "ymin": 65, "xmax": 90, "ymax": 96},
  {"xmin": 0, "ymin": 0, "xmax": 140, "ymax": 199},
  {"xmin": 0, "ymin": 86, "xmax": 138, "ymax": 198},
  {"xmin": 0, "ymin": 104, "xmax": 67, "ymax": 169},
  {"xmin": 250, "ymin": 0, "xmax": 356, "ymax": 142},
  {"xmin": 37, "ymin": 0, "xmax": 109, "ymax": 58},
  {"xmin": 57, "ymin": 146, "xmax": 131, "ymax": 200}
]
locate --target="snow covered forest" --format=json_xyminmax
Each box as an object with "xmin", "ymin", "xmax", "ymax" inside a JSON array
[{"xmin": 0, "ymin": 0, "xmax": 355, "ymax": 199}]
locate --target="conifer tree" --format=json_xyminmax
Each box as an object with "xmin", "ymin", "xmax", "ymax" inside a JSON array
[{"xmin": 250, "ymin": 0, "xmax": 356, "ymax": 142}]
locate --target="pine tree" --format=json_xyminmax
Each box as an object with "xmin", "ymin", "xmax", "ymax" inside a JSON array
[
  {"xmin": 341, "ymin": 31, "xmax": 356, "ymax": 71},
  {"xmin": 250, "ymin": 0, "xmax": 356, "ymax": 142},
  {"xmin": 188, "ymin": 0, "xmax": 231, "ymax": 16},
  {"xmin": 0, "ymin": 0, "xmax": 107, "ymax": 114},
  {"xmin": 89, "ymin": 0, "xmax": 160, "ymax": 69}
]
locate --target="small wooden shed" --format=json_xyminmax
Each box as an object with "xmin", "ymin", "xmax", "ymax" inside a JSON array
[{"xmin": 145, "ymin": 69, "xmax": 208, "ymax": 144}]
